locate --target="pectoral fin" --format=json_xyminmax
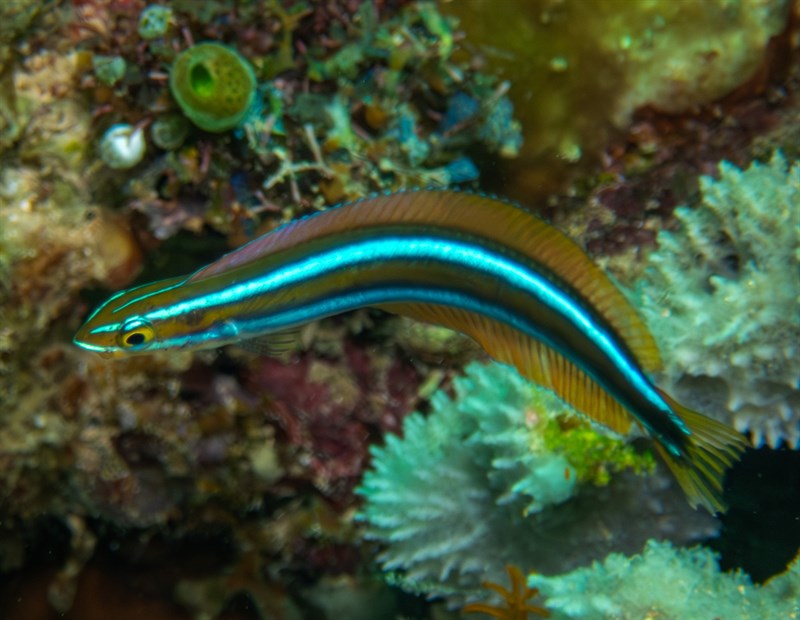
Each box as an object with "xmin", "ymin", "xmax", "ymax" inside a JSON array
[{"xmin": 239, "ymin": 328, "xmax": 301, "ymax": 359}]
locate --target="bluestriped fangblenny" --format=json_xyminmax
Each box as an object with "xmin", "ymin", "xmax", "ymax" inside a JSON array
[{"xmin": 74, "ymin": 190, "xmax": 747, "ymax": 513}]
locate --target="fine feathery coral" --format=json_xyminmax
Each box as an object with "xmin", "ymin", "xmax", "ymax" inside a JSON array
[
  {"xmin": 357, "ymin": 361, "xmax": 578, "ymax": 601},
  {"xmin": 356, "ymin": 361, "xmax": 711, "ymax": 606},
  {"xmin": 635, "ymin": 152, "xmax": 800, "ymax": 448}
]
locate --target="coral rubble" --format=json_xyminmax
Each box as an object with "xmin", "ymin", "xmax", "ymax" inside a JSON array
[
  {"xmin": 68, "ymin": 0, "xmax": 521, "ymax": 243},
  {"xmin": 634, "ymin": 152, "xmax": 800, "ymax": 448}
]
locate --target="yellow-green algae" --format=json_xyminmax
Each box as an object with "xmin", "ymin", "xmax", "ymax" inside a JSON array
[
  {"xmin": 539, "ymin": 409, "xmax": 655, "ymax": 488},
  {"xmin": 443, "ymin": 0, "xmax": 791, "ymax": 195},
  {"xmin": 513, "ymin": 371, "xmax": 656, "ymax": 489}
]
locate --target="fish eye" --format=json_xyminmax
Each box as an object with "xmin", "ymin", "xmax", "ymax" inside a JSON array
[
  {"xmin": 118, "ymin": 318, "xmax": 155, "ymax": 349},
  {"xmin": 126, "ymin": 332, "xmax": 146, "ymax": 346}
]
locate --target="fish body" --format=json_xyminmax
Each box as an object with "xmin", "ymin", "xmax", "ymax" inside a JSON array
[{"xmin": 75, "ymin": 190, "xmax": 746, "ymax": 512}]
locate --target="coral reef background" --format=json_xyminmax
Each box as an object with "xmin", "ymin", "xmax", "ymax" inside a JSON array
[{"xmin": 0, "ymin": 1, "xmax": 798, "ymax": 619}]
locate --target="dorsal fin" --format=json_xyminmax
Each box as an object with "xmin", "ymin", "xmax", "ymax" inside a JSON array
[{"xmin": 190, "ymin": 190, "xmax": 661, "ymax": 372}]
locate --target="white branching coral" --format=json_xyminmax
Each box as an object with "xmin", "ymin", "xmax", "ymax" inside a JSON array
[
  {"xmin": 529, "ymin": 540, "xmax": 800, "ymax": 620},
  {"xmin": 636, "ymin": 152, "xmax": 800, "ymax": 448}
]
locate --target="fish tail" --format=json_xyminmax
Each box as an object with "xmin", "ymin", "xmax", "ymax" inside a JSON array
[{"xmin": 653, "ymin": 388, "xmax": 748, "ymax": 514}]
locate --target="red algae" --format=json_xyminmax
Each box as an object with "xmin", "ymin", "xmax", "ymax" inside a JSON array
[{"xmin": 246, "ymin": 339, "xmax": 425, "ymax": 502}]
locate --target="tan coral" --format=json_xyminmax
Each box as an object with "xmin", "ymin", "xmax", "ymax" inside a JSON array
[{"xmin": 443, "ymin": 0, "xmax": 792, "ymax": 195}]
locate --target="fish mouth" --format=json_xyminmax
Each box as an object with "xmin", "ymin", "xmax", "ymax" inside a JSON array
[{"xmin": 72, "ymin": 335, "xmax": 114, "ymax": 359}]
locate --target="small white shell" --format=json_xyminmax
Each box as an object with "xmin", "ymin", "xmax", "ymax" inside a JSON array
[{"xmin": 99, "ymin": 123, "xmax": 146, "ymax": 169}]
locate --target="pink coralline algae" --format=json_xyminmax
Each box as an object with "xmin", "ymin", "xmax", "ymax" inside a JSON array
[{"xmin": 246, "ymin": 341, "xmax": 425, "ymax": 502}]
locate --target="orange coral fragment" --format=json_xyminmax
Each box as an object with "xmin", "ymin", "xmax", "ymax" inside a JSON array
[{"xmin": 462, "ymin": 564, "xmax": 550, "ymax": 619}]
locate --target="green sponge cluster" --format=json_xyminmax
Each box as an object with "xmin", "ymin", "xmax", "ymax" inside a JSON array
[{"xmin": 169, "ymin": 42, "xmax": 256, "ymax": 133}]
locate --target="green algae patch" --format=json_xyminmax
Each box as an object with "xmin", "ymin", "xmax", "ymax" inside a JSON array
[
  {"xmin": 169, "ymin": 42, "xmax": 256, "ymax": 133},
  {"xmin": 541, "ymin": 413, "xmax": 656, "ymax": 487}
]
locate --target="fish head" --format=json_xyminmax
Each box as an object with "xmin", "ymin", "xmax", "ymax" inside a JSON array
[{"xmin": 73, "ymin": 276, "xmax": 194, "ymax": 358}]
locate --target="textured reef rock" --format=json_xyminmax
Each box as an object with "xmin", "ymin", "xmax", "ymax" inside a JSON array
[
  {"xmin": 244, "ymin": 337, "xmax": 426, "ymax": 501},
  {"xmin": 0, "ymin": 23, "xmax": 144, "ymax": 608},
  {"xmin": 0, "ymin": 47, "xmax": 142, "ymax": 373},
  {"xmin": 634, "ymin": 153, "xmax": 800, "ymax": 448},
  {"xmin": 0, "ymin": 3, "xmax": 521, "ymax": 616},
  {"xmin": 0, "ymin": 333, "xmax": 418, "ymax": 614},
  {"xmin": 0, "ymin": 0, "xmax": 48, "ymax": 146},
  {"xmin": 529, "ymin": 540, "xmax": 800, "ymax": 620},
  {"xmin": 358, "ymin": 362, "xmax": 716, "ymax": 607}
]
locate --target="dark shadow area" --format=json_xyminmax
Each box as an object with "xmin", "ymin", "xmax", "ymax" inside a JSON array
[{"xmin": 709, "ymin": 444, "xmax": 800, "ymax": 582}]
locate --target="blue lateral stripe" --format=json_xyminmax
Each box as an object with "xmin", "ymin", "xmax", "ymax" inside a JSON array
[
  {"xmin": 113, "ymin": 279, "xmax": 186, "ymax": 315},
  {"xmin": 143, "ymin": 235, "xmax": 670, "ymax": 416}
]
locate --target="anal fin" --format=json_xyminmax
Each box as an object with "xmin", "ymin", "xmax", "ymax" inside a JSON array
[{"xmin": 378, "ymin": 302, "xmax": 635, "ymax": 435}]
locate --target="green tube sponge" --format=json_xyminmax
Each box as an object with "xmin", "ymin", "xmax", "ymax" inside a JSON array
[{"xmin": 169, "ymin": 42, "xmax": 256, "ymax": 133}]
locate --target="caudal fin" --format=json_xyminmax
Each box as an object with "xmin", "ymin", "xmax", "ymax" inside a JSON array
[{"xmin": 654, "ymin": 389, "xmax": 748, "ymax": 514}]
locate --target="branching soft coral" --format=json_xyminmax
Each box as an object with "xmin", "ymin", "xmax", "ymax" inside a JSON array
[
  {"xmin": 463, "ymin": 564, "xmax": 550, "ymax": 619},
  {"xmin": 635, "ymin": 152, "xmax": 800, "ymax": 447}
]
